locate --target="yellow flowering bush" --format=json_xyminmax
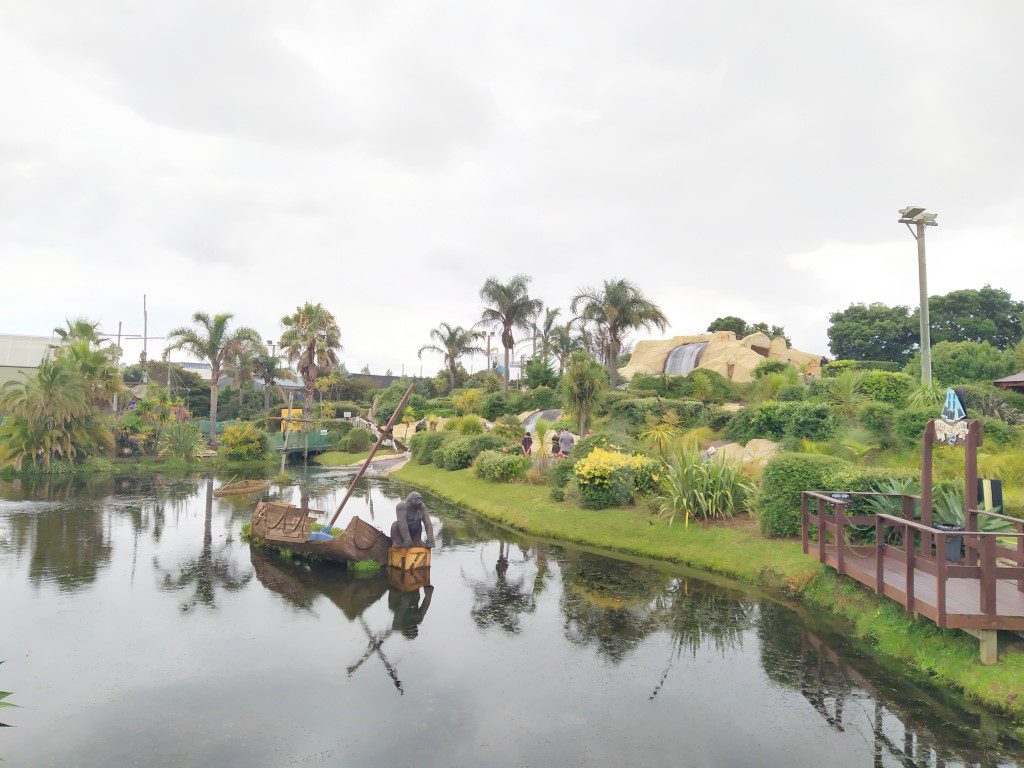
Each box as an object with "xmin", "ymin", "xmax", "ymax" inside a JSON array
[{"xmin": 573, "ymin": 447, "xmax": 656, "ymax": 509}]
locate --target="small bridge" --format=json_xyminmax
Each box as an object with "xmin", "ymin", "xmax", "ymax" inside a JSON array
[
  {"xmin": 268, "ymin": 430, "xmax": 334, "ymax": 455},
  {"xmin": 802, "ymin": 415, "xmax": 1024, "ymax": 665}
]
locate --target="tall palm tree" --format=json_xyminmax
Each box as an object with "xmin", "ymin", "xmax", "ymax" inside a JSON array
[
  {"xmin": 560, "ymin": 351, "xmax": 608, "ymax": 436},
  {"xmin": 279, "ymin": 302, "xmax": 341, "ymax": 420},
  {"xmin": 550, "ymin": 323, "xmax": 583, "ymax": 375},
  {"xmin": 252, "ymin": 350, "xmax": 293, "ymax": 412},
  {"xmin": 480, "ymin": 275, "xmax": 543, "ymax": 393},
  {"xmin": 53, "ymin": 317, "xmax": 105, "ymax": 346},
  {"xmin": 167, "ymin": 312, "xmax": 261, "ymax": 445},
  {"xmin": 224, "ymin": 339, "xmax": 261, "ymax": 411},
  {"xmin": 534, "ymin": 307, "xmax": 562, "ymax": 363},
  {"xmin": 418, "ymin": 323, "xmax": 484, "ymax": 393},
  {"xmin": 571, "ymin": 279, "xmax": 668, "ymax": 387},
  {"xmin": 58, "ymin": 340, "xmax": 123, "ymax": 409}
]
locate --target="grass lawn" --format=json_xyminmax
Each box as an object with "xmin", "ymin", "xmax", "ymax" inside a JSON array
[
  {"xmin": 396, "ymin": 460, "xmax": 1024, "ymax": 723},
  {"xmin": 313, "ymin": 449, "xmax": 401, "ymax": 467}
]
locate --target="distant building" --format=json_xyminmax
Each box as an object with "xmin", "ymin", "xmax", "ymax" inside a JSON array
[
  {"xmin": 0, "ymin": 333, "xmax": 60, "ymax": 385},
  {"xmin": 170, "ymin": 360, "xmax": 213, "ymax": 381},
  {"xmin": 994, "ymin": 371, "xmax": 1024, "ymax": 393},
  {"xmin": 347, "ymin": 373, "xmax": 404, "ymax": 389}
]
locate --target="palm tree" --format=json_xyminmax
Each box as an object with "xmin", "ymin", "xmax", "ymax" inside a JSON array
[
  {"xmin": 279, "ymin": 302, "xmax": 341, "ymax": 421},
  {"xmin": 58, "ymin": 340, "xmax": 123, "ymax": 409},
  {"xmin": 534, "ymin": 307, "xmax": 562, "ymax": 363},
  {"xmin": 480, "ymin": 275, "xmax": 543, "ymax": 393},
  {"xmin": 167, "ymin": 312, "xmax": 261, "ymax": 445},
  {"xmin": 252, "ymin": 350, "xmax": 293, "ymax": 413},
  {"xmin": 418, "ymin": 323, "xmax": 484, "ymax": 393},
  {"xmin": 550, "ymin": 323, "xmax": 583, "ymax": 375},
  {"xmin": 560, "ymin": 351, "xmax": 608, "ymax": 436},
  {"xmin": 571, "ymin": 279, "xmax": 668, "ymax": 387},
  {"xmin": 224, "ymin": 339, "xmax": 261, "ymax": 411},
  {"xmin": 53, "ymin": 317, "xmax": 105, "ymax": 346}
]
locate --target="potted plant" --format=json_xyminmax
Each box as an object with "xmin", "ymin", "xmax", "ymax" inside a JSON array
[{"xmin": 932, "ymin": 487, "xmax": 1009, "ymax": 563}]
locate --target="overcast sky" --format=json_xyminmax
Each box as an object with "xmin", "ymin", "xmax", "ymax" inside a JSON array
[{"xmin": 3, "ymin": 2, "xmax": 1023, "ymax": 374}]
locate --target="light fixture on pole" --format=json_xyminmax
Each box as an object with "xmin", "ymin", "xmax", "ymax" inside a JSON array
[{"xmin": 898, "ymin": 206, "xmax": 938, "ymax": 387}]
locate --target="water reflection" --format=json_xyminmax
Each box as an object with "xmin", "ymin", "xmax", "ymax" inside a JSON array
[
  {"xmin": 153, "ymin": 478, "xmax": 251, "ymax": 611},
  {"xmin": 2, "ymin": 470, "xmax": 1024, "ymax": 767}
]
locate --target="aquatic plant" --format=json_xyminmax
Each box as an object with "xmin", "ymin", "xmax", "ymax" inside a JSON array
[{"xmin": 350, "ymin": 559, "xmax": 382, "ymax": 573}]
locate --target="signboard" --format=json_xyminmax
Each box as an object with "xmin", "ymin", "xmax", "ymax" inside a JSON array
[{"xmin": 828, "ymin": 492, "xmax": 851, "ymax": 502}]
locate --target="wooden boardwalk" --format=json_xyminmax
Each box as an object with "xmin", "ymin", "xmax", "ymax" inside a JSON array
[{"xmin": 802, "ymin": 490, "xmax": 1024, "ymax": 663}]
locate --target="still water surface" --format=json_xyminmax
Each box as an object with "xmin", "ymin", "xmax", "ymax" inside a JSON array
[{"xmin": 1, "ymin": 469, "xmax": 1022, "ymax": 767}]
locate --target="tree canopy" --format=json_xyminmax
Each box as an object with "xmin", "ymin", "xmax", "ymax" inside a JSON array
[
  {"xmin": 904, "ymin": 341, "xmax": 1018, "ymax": 386},
  {"xmin": 706, "ymin": 316, "xmax": 788, "ymax": 342},
  {"xmin": 827, "ymin": 303, "xmax": 917, "ymax": 363},
  {"xmin": 916, "ymin": 285, "xmax": 1024, "ymax": 350}
]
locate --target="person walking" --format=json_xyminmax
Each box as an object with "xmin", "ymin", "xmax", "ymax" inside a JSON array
[
  {"xmin": 521, "ymin": 431, "xmax": 533, "ymax": 457},
  {"xmin": 558, "ymin": 428, "xmax": 574, "ymax": 458}
]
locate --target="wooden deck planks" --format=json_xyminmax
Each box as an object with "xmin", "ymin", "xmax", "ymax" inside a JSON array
[{"xmin": 820, "ymin": 546, "xmax": 1024, "ymax": 630}]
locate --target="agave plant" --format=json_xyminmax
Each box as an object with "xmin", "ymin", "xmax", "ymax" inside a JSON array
[
  {"xmin": 863, "ymin": 477, "xmax": 921, "ymax": 518},
  {"xmin": 932, "ymin": 487, "xmax": 1010, "ymax": 533},
  {"xmin": 658, "ymin": 449, "xmax": 756, "ymax": 527}
]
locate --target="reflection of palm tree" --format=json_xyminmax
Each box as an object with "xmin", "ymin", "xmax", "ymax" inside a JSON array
[
  {"xmin": 463, "ymin": 540, "xmax": 537, "ymax": 634},
  {"xmin": 154, "ymin": 479, "xmax": 251, "ymax": 611}
]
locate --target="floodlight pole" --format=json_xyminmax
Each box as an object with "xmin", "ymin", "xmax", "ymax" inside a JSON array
[
  {"xmin": 915, "ymin": 220, "xmax": 932, "ymax": 387},
  {"xmin": 899, "ymin": 207, "xmax": 937, "ymax": 387}
]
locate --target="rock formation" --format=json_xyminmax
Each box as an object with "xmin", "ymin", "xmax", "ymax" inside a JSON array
[{"xmin": 618, "ymin": 331, "xmax": 827, "ymax": 384}]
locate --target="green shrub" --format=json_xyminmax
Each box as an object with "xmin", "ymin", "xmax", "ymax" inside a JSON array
[
  {"xmin": 707, "ymin": 406, "xmax": 733, "ymax": 431},
  {"xmin": 859, "ymin": 370, "xmax": 914, "ymax": 407},
  {"xmin": 528, "ymin": 385, "xmax": 560, "ymax": 410},
  {"xmin": 905, "ymin": 341, "xmax": 1018, "ymax": 385},
  {"xmin": 776, "ymin": 384, "xmax": 805, "ymax": 402},
  {"xmin": 857, "ymin": 401, "xmax": 897, "ymax": 446},
  {"xmin": 573, "ymin": 448, "xmax": 638, "ymax": 509},
  {"xmin": 549, "ymin": 486, "xmax": 566, "ymax": 502},
  {"xmin": 454, "ymin": 415, "xmax": 485, "ymax": 435},
  {"xmin": 339, "ymin": 427, "xmax": 373, "ymax": 452},
  {"xmin": 632, "ymin": 456, "xmax": 661, "ymax": 496},
  {"xmin": 548, "ymin": 459, "xmax": 576, "ymax": 488},
  {"xmin": 491, "ymin": 415, "xmax": 524, "ymax": 441},
  {"xmin": 757, "ymin": 454, "xmax": 845, "ymax": 537},
  {"xmin": 726, "ymin": 402, "xmax": 838, "ymax": 444},
  {"xmin": 436, "ymin": 434, "xmax": 507, "ymax": 470},
  {"xmin": 571, "ymin": 431, "xmax": 642, "ymax": 463},
  {"xmin": 683, "ymin": 368, "xmax": 735, "ymax": 404},
  {"xmin": 606, "ymin": 397, "xmax": 707, "ymax": 429},
  {"xmin": 481, "ymin": 393, "xmax": 510, "ymax": 421},
  {"xmin": 473, "ymin": 450, "xmax": 530, "ymax": 482},
  {"xmin": 982, "ymin": 418, "xmax": 1021, "ymax": 448},
  {"xmin": 787, "ymin": 403, "xmax": 838, "ymax": 441},
  {"xmin": 219, "ymin": 422, "xmax": 268, "ymax": 461},
  {"xmin": 753, "ymin": 359, "xmax": 790, "ymax": 378},
  {"xmin": 825, "ymin": 465, "xmax": 918, "ymax": 515},
  {"xmin": 823, "ymin": 360, "xmax": 900, "ymax": 376},
  {"xmin": 895, "ymin": 406, "xmax": 936, "ymax": 443},
  {"xmin": 409, "ymin": 431, "xmax": 454, "ymax": 464},
  {"xmin": 659, "ymin": 450, "xmax": 757, "ymax": 526}
]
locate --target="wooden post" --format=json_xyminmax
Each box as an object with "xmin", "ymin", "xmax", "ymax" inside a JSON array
[
  {"xmin": 1018, "ymin": 521, "xmax": 1024, "ymax": 593},
  {"xmin": 817, "ymin": 498, "xmax": 826, "ymax": 564},
  {"xmin": 836, "ymin": 503, "xmax": 846, "ymax": 576},
  {"xmin": 904, "ymin": 522, "xmax": 915, "ymax": 612},
  {"xmin": 966, "ymin": 628, "xmax": 998, "ymax": 666},
  {"xmin": 801, "ymin": 494, "xmax": 809, "ymax": 555},
  {"xmin": 920, "ymin": 423, "xmax": 935, "ymax": 558},
  {"xmin": 980, "ymin": 535, "xmax": 997, "ymax": 616},
  {"xmin": 935, "ymin": 530, "xmax": 947, "ymax": 627},
  {"xmin": 875, "ymin": 516, "xmax": 885, "ymax": 595},
  {"xmin": 965, "ymin": 422, "xmax": 982, "ymax": 566}
]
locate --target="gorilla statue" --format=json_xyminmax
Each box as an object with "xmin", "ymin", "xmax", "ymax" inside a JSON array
[{"xmin": 390, "ymin": 491, "xmax": 435, "ymax": 549}]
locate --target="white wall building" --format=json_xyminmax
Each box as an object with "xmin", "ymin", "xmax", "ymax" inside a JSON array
[{"xmin": 0, "ymin": 333, "xmax": 60, "ymax": 385}]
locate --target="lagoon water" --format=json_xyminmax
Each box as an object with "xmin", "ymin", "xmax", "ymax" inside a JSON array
[{"xmin": 1, "ymin": 469, "xmax": 1022, "ymax": 767}]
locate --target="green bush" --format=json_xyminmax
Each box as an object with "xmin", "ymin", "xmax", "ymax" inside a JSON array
[
  {"xmin": 219, "ymin": 422, "xmax": 268, "ymax": 461},
  {"xmin": 454, "ymin": 415, "xmax": 485, "ymax": 435},
  {"xmin": 339, "ymin": 427, "xmax": 373, "ymax": 452},
  {"xmin": 857, "ymin": 401, "xmax": 897, "ymax": 446},
  {"xmin": 859, "ymin": 370, "xmax": 914, "ymax": 407},
  {"xmin": 481, "ymin": 392, "xmax": 510, "ymax": 421},
  {"xmin": 409, "ymin": 431, "xmax": 455, "ymax": 464},
  {"xmin": 905, "ymin": 341, "xmax": 1018, "ymax": 385},
  {"xmin": 436, "ymin": 434, "xmax": 507, "ymax": 470},
  {"xmin": 776, "ymin": 384, "xmax": 805, "ymax": 402},
  {"xmin": 549, "ymin": 486, "xmax": 566, "ymax": 502},
  {"xmin": 606, "ymin": 397, "xmax": 707, "ymax": 429},
  {"xmin": 725, "ymin": 402, "xmax": 838, "ymax": 444},
  {"xmin": 895, "ymin": 406, "xmax": 936, "ymax": 443},
  {"xmin": 707, "ymin": 406, "xmax": 734, "ymax": 431},
  {"xmin": 548, "ymin": 459, "xmax": 576, "ymax": 488},
  {"xmin": 823, "ymin": 360, "xmax": 900, "ymax": 376},
  {"xmin": 757, "ymin": 453, "xmax": 845, "ymax": 537},
  {"xmin": 787, "ymin": 403, "xmax": 839, "ymax": 442},
  {"xmin": 982, "ymin": 418, "xmax": 1022, "ymax": 448},
  {"xmin": 753, "ymin": 359, "xmax": 790, "ymax": 378},
  {"xmin": 570, "ymin": 431, "xmax": 641, "ymax": 463},
  {"xmin": 632, "ymin": 456, "xmax": 661, "ymax": 496},
  {"xmin": 473, "ymin": 450, "xmax": 530, "ymax": 482},
  {"xmin": 528, "ymin": 385, "xmax": 560, "ymax": 410},
  {"xmin": 573, "ymin": 448, "xmax": 638, "ymax": 509},
  {"xmin": 825, "ymin": 465, "xmax": 918, "ymax": 515}
]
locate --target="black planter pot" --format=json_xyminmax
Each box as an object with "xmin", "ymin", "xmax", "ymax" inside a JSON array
[{"xmin": 933, "ymin": 523, "xmax": 964, "ymax": 563}]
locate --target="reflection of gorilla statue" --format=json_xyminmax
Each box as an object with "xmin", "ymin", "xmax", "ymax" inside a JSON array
[
  {"xmin": 389, "ymin": 492, "xmax": 435, "ymax": 549},
  {"xmin": 389, "ymin": 585, "xmax": 434, "ymax": 639}
]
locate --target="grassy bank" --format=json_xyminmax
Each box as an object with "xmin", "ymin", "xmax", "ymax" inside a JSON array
[
  {"xmin": 395, "ymin": 461, "xmax": 1024, "ymax": 722},
  {"xmin": 314, "ymin": 449, "xmax": 400, "ymax": 467}
]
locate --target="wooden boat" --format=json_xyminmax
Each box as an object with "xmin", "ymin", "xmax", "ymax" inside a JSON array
[
  {"xmin": 214, "ymin": 479, "xmax": 270, "ymax": 497},
  {"xmin": 250, "ymin": 501, "xmax": 391, "ymax": 564}
]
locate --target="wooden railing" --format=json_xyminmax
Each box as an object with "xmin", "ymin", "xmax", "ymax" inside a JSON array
[{"xmin": 801, "ymin": 490, "xmax": 1024, "ymax": 627}]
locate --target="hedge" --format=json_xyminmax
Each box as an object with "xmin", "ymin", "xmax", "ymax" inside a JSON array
[
  {"xmin": 409, "ymin": 431, "xmax": 455, "ymax": 464},
  {"xmin": 858, "ymin": 370, "xmax": 914, "ymax": 408},
  {"xmin": 823, "ymin": 360, "xmax": 901, "ymax": 376},
  {"xmin": 757, "ymin": 453, "xmax": 919, "ymax": 537},
  {"xmin": 606, "ymin": 397, "xmax": 707, "ymax": 429},
  {"xmin": 756, "ymin": 454, "xmax": 846, "ymax": 537},
  {"xmin": 473, "ymin": 450, "xmax": 531, "ymax": 482},
  {"xmin": 338, "ymin": 427, "xmax": 373, "ymax": 452},
  {"xmin": 724, "ymin": 402, "xmax": 837, "ymax": 444},
  {"xmin": 436, "ymin": 434, "xmax": 508, "ymax": 470},
  {"xmin": 857, "ymin": 401, "xmax": 897, "ymax": 446},
  {"xmin": 895, "ymin": 406, "xmax": 936, "ymax": 443}
]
